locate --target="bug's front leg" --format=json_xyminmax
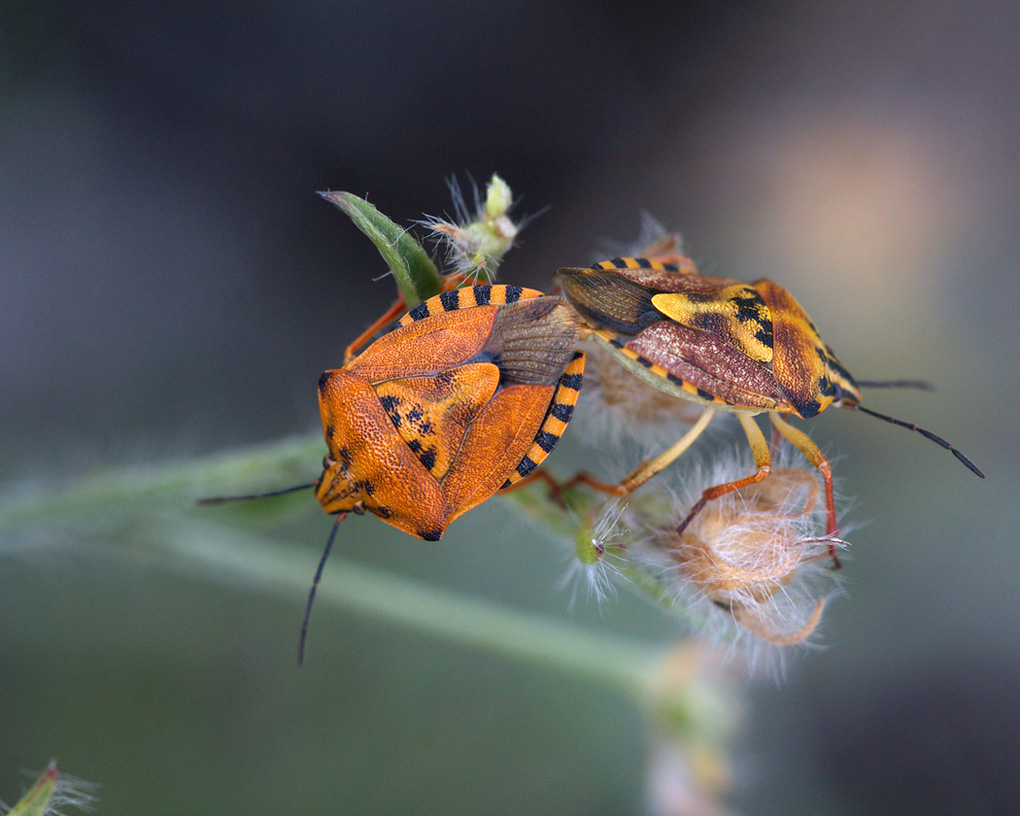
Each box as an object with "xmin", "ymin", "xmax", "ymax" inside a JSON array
[
  {"xmin": 768, "ymin": 413, "xmax": 838, "ymax": 537},
  {"xmin": 675, "ymin": 412, "xmax": 772, "ymax": 536}
]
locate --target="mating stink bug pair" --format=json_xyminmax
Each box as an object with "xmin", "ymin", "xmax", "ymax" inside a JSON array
[{"xmin": 204, "ymin": 253, "xmax": 983, "ymax": 659}]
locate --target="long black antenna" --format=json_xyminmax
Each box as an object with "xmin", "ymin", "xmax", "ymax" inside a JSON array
[
  {"xmin": 197, "ymin": 482, "xmax": 317, "ymax": 505},
  {"xmin": 298, "ymin": 514, "xmax": 347, "ymax": 665},
  {"xmin": 849, "ymin": 404, "xmax": 984, "ymax": 478},
  {"xmin": 856, "ymin": 379, "xmax": 934, "ymax": 391}
]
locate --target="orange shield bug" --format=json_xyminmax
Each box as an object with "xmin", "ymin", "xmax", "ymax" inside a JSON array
[
  {"xmin": 554, "ymin": 257, "xmax": 984, "ymax": 548},
  {"xmin": 205, "ymin": 283, "xmax": 586, "ymax": 660},
  {"xmin": 316, "ymin": 283, "xmax": 585, "ymax": 539}
]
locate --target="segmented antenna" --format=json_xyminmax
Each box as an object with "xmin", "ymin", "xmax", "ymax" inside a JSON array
[
  {"xmin": 849, "ymin": 404, "xmax": 984, "ymax": 478},
  {"xmin": 856, "ymin": 379, "xmax": 934, "ymax": 391},
  {"xmin": 197, "ymin": 482, "xmax": 316, "ymax": 505},
  {"xmin": 298, "ymin": 514, "xmax": 347, "ymax": 665}
]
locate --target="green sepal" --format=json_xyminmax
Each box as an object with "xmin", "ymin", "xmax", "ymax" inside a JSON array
[{"xmin": 320, "ymin": 191, "xmax": 442, "ymax": 307}]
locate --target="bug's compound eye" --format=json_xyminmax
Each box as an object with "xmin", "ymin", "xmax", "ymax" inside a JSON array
[
  {"xmin": 832, "ymin": 383, "xmax": 844, "ymax": 403},
  {"xmin": 322, "ymin": 456, "xmax": 334, "ymax": 471}
]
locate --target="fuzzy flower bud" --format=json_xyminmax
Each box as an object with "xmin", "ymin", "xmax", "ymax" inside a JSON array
[
  {"xmin": 4, "ymin": 761, "xmax": 97, "ymax": 815},
  {"xmin": 423, "ymin": 173, "xmax": 522, "ymax": 281},
  {"xmin": 639, "ymin": 456, "xmax": 846, "ymax": 647}
]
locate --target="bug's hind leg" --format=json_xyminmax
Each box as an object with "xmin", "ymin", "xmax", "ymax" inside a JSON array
[
  {"xmin": 559, "ymin": 407, "xmax": 716, "ymax": 497},
  {"xmin": 676, "ymin": 413, "xmax": 772, "ymax": 536}
]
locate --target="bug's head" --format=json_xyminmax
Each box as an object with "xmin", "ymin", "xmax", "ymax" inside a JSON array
[
  {"xmin": 316, "ymin": 369, "xmax": 450, "ymax": 540},
  {"xmin": 315, "ymin": 452, "xmax": 368, "ymax": 515},
  {"xmin": 820, "ymin": 348, "xmax": 862, "ymax": 410}
]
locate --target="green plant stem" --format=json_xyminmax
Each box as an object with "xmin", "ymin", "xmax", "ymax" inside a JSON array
[
  {"xmin": 1, "ymin": 439, "xmax": 660, "ymax": 697},
  {"xmin": 144, "ymin": 520, "xmax": 660, "ymax": 694}
]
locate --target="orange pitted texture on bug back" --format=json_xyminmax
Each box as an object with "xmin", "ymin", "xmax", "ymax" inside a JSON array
[
  {"xmin": 373, "ymin": 363, "xmax": 501, "ymax": 481},
  {"xmin": 317, "ymin": 370, "xmax": 450, "ymax": 539},
  {"xmin": 751, "ymin": 279, "xmax": 833, "ymax": 419},
  {"xmin": 441, "ymin": 382, "xmax": 556, "ymax": 522},
  {"xmin": 348, "ymin": 305, "xmax": 499, "ymax": 380}
]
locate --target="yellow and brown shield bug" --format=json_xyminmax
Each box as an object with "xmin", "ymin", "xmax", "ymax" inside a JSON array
[{"xmin": 554, "ymin": 256, "xmax": 984, "ymax": 547}]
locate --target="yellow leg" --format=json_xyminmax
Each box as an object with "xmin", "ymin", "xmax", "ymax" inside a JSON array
[
  {"xmin": 676, "ymin": 412, "xmax": 772, "ymax": 536},
  {"xmin": 768, "ymin": 412, "xmax": 838, "ymax": 537},
  {"xmin": 562, "ymin": 407, "xmax": 716, "ymax": 496}
]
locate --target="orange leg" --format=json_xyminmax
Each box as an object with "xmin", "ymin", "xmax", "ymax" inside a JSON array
[
  {"xmin": 344, "ymin": 271, "xmax": 489, "ymax": 362},
  {"xmin": 344, "ymin": 297, "xmax": 408, "ymax": 362},
  {"xmin": 768, "ymin": 413, "xmax": 837, "ymax": 536},
  {"xmin": 676, "ymin": 412, "xmax": 772, "ymax": 537},
  {"xmin": 499, "ymin": 469, "xmax": 569, "ymax": 507},
  {"xmin": 768, "ymin": 412, "xmax": 840, "ymax": 568}
]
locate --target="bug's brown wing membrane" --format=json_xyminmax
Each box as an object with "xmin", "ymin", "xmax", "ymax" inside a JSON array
[
  {"xmin": 554, "ymin": 267, "xmax": 660, "ymax": 335},
  {"xmin": 482, "ymin": 296, "xmax": 582, "ymax": 385}
]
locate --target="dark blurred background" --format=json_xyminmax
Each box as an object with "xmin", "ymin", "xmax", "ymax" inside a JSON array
[{"xmin": 2, "ymin": 2, "xmax": 1018, "ymax": 814}]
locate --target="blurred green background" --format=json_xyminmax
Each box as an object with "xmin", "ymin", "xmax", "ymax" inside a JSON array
[{"xmin": 2, "ymin": 2, "xmax": 1017, "ymax": 814}]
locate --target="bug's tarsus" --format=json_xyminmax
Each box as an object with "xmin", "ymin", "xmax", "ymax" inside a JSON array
[
  {"xmin": 856, "ymin": 379, "xmax": 935, "ymax": 391},
  {"xmin": 298, "ymin": 514, "xmax": 347, "ymax": 665},
  {"xmin": 197, "ymin": 482, "xmax": 317, "ymax": 505},
  {"xmin": 851, "ymin": 404, "xmax": 985, "ymax": 478}
]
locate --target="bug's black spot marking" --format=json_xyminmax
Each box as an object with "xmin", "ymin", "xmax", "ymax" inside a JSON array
[
  {"xmin": 334, "ymin": 446, "xmax": 351, "ymax": 464},
  {"xmin": 504, "ymin": 285, "xmax": 522, "ymax": 303},
  {"xmin": 610, "ymin": 257, "xmax": 627, "ymax": 268},
  {"xmin": 609, "ymin": 337, "xmax": 626, "ymax": 349},
  {"xmin": 500, "ymin": 478, "xmax": 513, "ymax": 489},
  {"xmin": 473, "ymin": 285, "xmax": 491, "ymax": 305},
  {"xmin": 374, "ymin": 506, "xmax": 392, "ymax": 519},
  {"xmin": 439, "ymin": 290, "xmax": 459, "ymax": 311},
  {"xmin": 318, "ymin": 372, "xmax": 333, "ymax": 394},
  {"xmin": 419, "ymin": 529, "xmax": 443, "ymax": 542},
  {"xmin": 379, "ymin": 395, "xmax": 401, "ymax": 426},
  {"xmin": 797, "ymin": 399, "xmax": 822, "ymax": 419},
  {"xmin": 815, "ymin": 347, "xmax": 829, "ymax": 365},
  {"xmin": 551, "ymin": 402, "xmax": 574, "ymax": 423},
  {"xmin": 662, "ymin": 262, "xmax": 679, "ymax": 272},
  {"xmin": 407, "ymin": 439, "xmax": 422, "ymax": 453},
  {"xmin": 407, "ymin": 406, "xmax": 425, "ymax": 424},
  {"xmin": 730, "ymin": 291, "xmax": 766, "ymax": 324},
  {"xmin": 359, "ymin": 479, "xmax": 375, "ymax": 496},
  {"xmin": 636, "ymin": 257, "xmax": 652, "ymax": 268},
  {"xmin": 516, "ymin": 455, "xmax": 538, "ymax": 478},
  {"xmin": 407, "ymin": 302, "xmax": 430, "ymax": 321},
  {"xmin": 417, "ymin": 420, "xmax": 436, "ymax": 436},
  {"xmin": 636, "ymin": 355, "xmax": 654, "ymax": 368},
  {"xmin": 419, "ymin": 447, "xmax": 437, "ymax": 472},
  {"xmin": 755, "ymin": 328, "xmax": 773, "ymax": 347},
  {"xmin": 325, "ymin": 423, "xmax": 335, "ymax": 439},
  {"xmin": 667, "ymin": 373, "xmax": 685, "ymax": 387},
  {"xmin": 696, "ymin": 387, "xmax": 714, "ymax": 401},
  {"xmin": 560, "ymin": 373, "xmax": 582, "ymax": 391},
  {"xmin": 684, "ymin": 291, "xmax": 716, "ymax": 303},
  {"xmin": 535, "ymin": 431, "xmax": 559, "ymax": 453},
  {"xmin": 692, "ymin": 312, "xmax": 726, "ymax": 334},
  {"xmin": 570, "ymin": 350, "xmax": 584, "ymax": 361}
]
